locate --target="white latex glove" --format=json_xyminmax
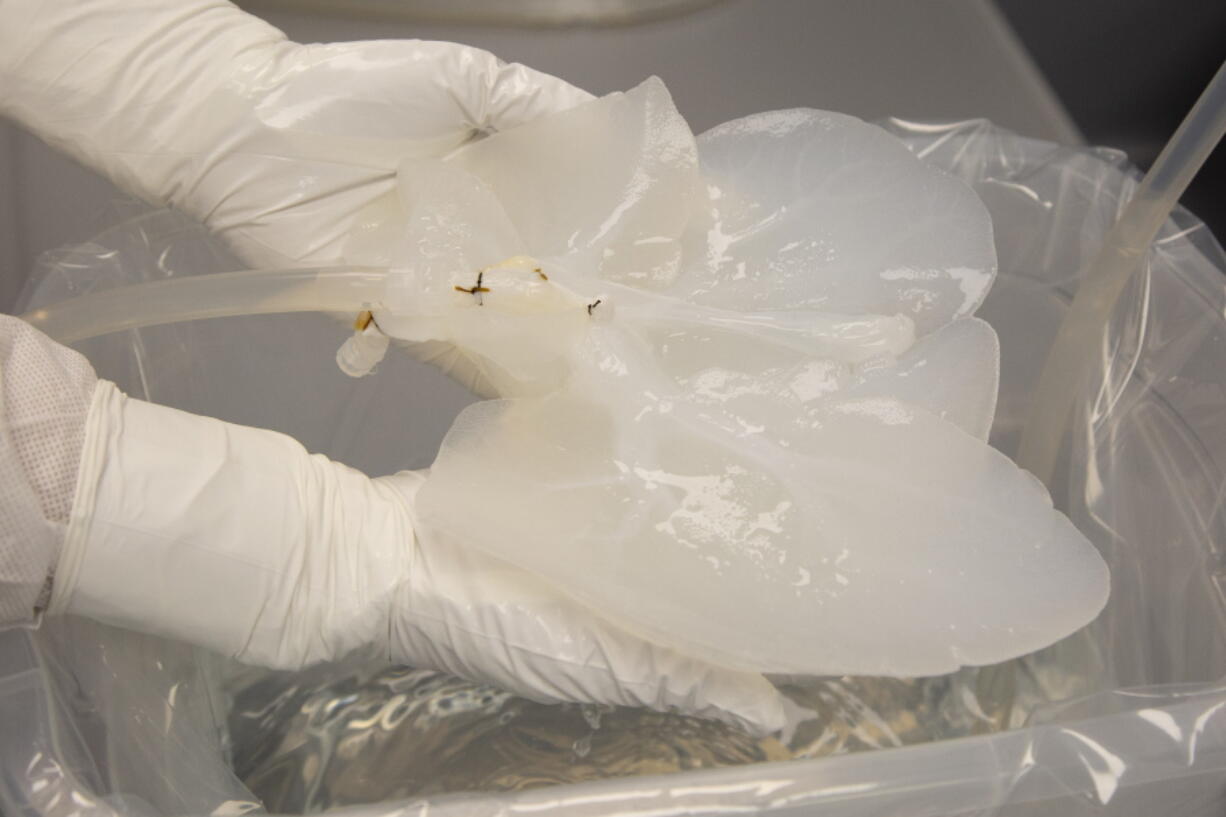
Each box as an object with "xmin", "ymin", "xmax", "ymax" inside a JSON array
[
  {"xmin": 49, "ymin": 377, "xmax": 784, "ymax": 735},
  {"xmin": 0, "ymin": 0, "xmax": 592, "ymax": 269},
  {"xmin": 0, "ymin": 0, "xmax": 592, "ymax": 393},
  {"xmin": 1, "ymin": 2, "xmax": 787, "ymax": 729}
]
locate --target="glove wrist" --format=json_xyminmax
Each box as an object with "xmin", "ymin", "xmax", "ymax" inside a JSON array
[{"xmin": 54, "ymin": 381, "xmax": 416, "ymax": 668}]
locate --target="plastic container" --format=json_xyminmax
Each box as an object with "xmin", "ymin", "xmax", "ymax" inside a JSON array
[{"xmin": 3, "ymin": 118, "xmax": 1226, "ymax": 817}]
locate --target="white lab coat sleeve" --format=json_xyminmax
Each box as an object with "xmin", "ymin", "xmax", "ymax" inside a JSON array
[{"xmin": 0, "ymin": 315, "xmax": 97, "ymax": 626}]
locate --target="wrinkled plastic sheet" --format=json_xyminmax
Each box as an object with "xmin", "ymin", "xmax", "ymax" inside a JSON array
[{"xmin": 2, "ymin": 118, "xmax": 1226, "ymax": 817}]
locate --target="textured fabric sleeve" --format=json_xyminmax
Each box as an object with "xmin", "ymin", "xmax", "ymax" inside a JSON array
[{"xmin": 0, "ymin": 315, "xmax": 97, "ymax": 626}]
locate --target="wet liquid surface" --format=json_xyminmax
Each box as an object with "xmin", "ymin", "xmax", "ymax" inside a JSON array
[{"xmin": 227, "ymin": 659, "xmax": 1027, "ymax": 813}]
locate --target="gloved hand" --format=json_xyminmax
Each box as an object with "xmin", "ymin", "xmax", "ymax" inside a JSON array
[
  {"xmin": 0, "ymin": 3, "xmax": 786, "ymax": 731},
  {"xmin": 0, "ymin": 0, "xmax": 592, "ymax": 271},
  {"xmin": 0, "ymin": 0, "xmax": 592, "ymax": 394},
  {"xmin": 49, "ymin": 374, "xmax": 782, "ymax": 734}
]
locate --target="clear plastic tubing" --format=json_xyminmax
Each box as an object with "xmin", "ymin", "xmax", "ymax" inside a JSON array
[
  {"xmin": 20, "ymin": 267, "xmax": 391, "ymax": 345},
  {"xmin": 1018, "ymin": 60, "xmax": 1226, "ymax": 486}
]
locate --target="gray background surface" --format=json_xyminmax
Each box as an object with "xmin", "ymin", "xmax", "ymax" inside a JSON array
[{"xmin": 997, "ymin": 0, "xmax": 1225, "ymax": 260}]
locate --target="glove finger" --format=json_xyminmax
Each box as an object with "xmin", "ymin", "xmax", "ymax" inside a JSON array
[
  {"xmin": 565, "ymin": 616, "xmax": 788, "ymax": 737},
  {"xmin": 457, "ymin": 46, "xmax": 595, "ymax": 132},
  {"xmin": 393, "ymin": 573, "xmax": 786, "ymax": 737},
  {"xmin": 381, "ymin": 488, "xmax": 784, "ymax": 736}
]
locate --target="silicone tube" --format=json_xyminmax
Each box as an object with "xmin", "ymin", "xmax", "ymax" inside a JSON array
[
  {"xmin": 1018, "ymin": 60, "xmax": 1226, "ymax": 485},
  {"xmin": 20, "ymin": 267, "xmax": 391, "ymax": 344}
]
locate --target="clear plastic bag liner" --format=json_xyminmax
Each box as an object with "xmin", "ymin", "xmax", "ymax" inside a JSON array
[{"xmin": 3, "ymin": 117, "xmax": 1226, "ymax": 815}]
